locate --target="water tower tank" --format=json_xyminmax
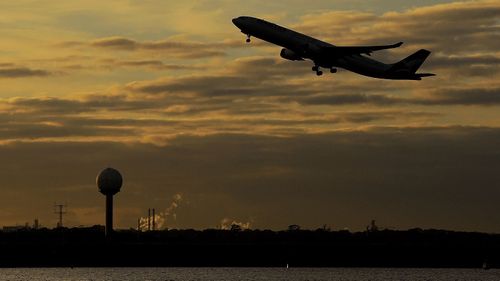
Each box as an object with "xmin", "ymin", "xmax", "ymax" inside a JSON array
[{"xmin": 97, "ymin": 167, "xmax": 122, "ymax": 196}]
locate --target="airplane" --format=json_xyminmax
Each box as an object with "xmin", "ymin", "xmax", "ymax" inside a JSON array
[{"xmin": 232, "ymin": 16, "xmax": 435, "ymax": 80}]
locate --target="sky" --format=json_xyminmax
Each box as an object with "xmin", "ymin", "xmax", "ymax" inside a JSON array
[{"xmin": 0, "ymin": 0, "xmax": 499, "ymax": 232}]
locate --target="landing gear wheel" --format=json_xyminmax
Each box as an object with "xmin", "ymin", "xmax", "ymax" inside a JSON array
[
  {"xmin": 246, "ymin": 35, "xmax": 251, "ymax": 43},
  {"xmin": 316, "ymin": 71, "xmax": 323, "ymax": 76},
  {"xmin": 330, "ymin": 68, "xmax": 337, "ymax": 73}
]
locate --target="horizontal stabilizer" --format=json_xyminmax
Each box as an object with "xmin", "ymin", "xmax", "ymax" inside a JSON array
[{"xmin": 416, "ymin": 73, "xmax": 436, "ymax": 78}]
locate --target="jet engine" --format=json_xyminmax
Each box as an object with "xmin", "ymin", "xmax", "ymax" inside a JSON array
[{"xmin": 280, "ymin": 48, "xmax": 304, "ymax": 61}]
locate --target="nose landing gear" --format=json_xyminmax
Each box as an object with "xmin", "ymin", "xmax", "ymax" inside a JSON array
[{"xmin": 246, "ymin": 34, "xmax": 251, "ymax": 43}]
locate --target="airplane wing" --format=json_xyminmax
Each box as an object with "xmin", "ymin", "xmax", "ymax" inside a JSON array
[{"xmin": 322, "ymin": 42, "xmax": 403, "ymax": 56}]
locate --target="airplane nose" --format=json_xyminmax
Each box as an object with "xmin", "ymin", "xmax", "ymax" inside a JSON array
[{"xmin": 232, "ymin": 17, "xmax": 241, "ymax": 27}]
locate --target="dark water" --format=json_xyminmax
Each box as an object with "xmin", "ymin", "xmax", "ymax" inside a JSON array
[{"xmin": 0, "ymin": 268, "xmax": 499, "ymax": 281}]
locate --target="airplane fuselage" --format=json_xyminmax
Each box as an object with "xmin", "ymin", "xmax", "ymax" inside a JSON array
[{"xmin": 232, "ymin": 16, "xmax": 433, "ymax": 80}]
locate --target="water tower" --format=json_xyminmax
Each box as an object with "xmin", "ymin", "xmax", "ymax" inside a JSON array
[{"xmin": 96, "ymin": 167, "xmax": 123, "ymax": 237}]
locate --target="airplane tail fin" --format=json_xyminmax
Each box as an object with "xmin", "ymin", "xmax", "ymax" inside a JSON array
[{"xmin": 391, "ymin": 49, "xmax": 433, "ymax": 74}]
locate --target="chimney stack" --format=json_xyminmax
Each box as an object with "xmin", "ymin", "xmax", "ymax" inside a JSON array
[
  {"xmin": 148, "ymin": 208, "xmax": 151, "ymax": 231},
  {"xmin": 152, "ymin": 208, "xmax": 156, "ymax": 231}
]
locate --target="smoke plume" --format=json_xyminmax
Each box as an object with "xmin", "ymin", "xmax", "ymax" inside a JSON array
[
  {"xmin": 219, "ymin": 218, "xmax": 252, "ymax": 230},
  {"xmin": 139, "ymin": 193, "xmax": 182, "ymax": 231}
]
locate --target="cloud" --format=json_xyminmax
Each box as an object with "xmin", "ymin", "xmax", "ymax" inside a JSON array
[
  {"xmin": 26, "ymin": 55, "xmax": 202, "ymax": 73},
  {"xmin": 125, "ymin": 53, "xmax": 500, "ymax": 108},
  {"xmin": 0, "ymin": 49, "xmax": 496, "ymax": 145},
  {"xmin": 60, "ymin": 36, "xmax": 240, "ymax": 59},
  {"xmin": 125, "ymin": 57, "xmax": 320, "ymax": 97},
  {"xmin": 24, "ymin": 1, "xmax": 499, "ymax": 102},
  {"xmin": 430, "ymin": 54, "xmax": 500, "ymax": 68},
  {"xmin": 1, "ymin": 126, "xmax": 500, "ymax": 232},
  {"xmin": 0, "ymin": 95, "xmax": 432, "ymax": 142},
  {"xmin": 285, "ymin": 0, "xmax": 500, "ymax": 83},
  {"xmin": 6, "ymin": 95, "xmax": 162, "ymax": 114},
  {"xmin": 293, "ymin": 86, "xmax": 500, "ymax": 106},
  {"xmin": 0, "ymin": 43, "xmax": 495, "ymax": 145},
  {"xmin": 297, "ymin": 93, "xmax": 404, "ymax": 106},
  {"xmin": 416, "ymin": 87, "xmax": 500, "ymax": 105},
  {"xmin": 0, "ymin": 0, "xmax": 499, "ymax": 234},
  {"xmin": 110, "ymin": 60, "xmax": 199, "ymax": 70},
  {"xmin": 0, "ymin": 67, "xmax": 52, "ymax": 78},
  {"xmin": 91, "ymin": 37, "xmax": 137, "ymax": 49},
  {"xmin": 293, "ymin": 0, "xmax": 500, "ymax": 54}
]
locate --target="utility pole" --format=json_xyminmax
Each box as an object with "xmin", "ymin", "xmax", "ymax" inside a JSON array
[{"xmin": 54, "ymin": 203, "xmax": 67, "ymax": 228}]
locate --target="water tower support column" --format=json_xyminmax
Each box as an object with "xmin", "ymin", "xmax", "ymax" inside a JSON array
[{"xmin": 106, "ymin": 194, "xmax": 113, "ymax": 237}]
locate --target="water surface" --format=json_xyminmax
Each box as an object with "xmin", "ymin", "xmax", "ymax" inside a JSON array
[{"xmin": 1, "ymin": 268, "xmax": 499, "ymax": 281}]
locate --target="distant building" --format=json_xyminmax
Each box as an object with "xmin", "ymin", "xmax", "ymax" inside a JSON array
[
  {"xmin": 2, "ymin": 225, "xmax": 27, "ymax": 232},
  {"xmin": 367, "ymin": 220, "xmax": 379, "ymax": 232}
]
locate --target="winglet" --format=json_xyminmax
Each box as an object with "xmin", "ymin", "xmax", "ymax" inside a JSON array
[{"xmin": 393, "ymin": 42, "xmax": 403, "ymax": 48}]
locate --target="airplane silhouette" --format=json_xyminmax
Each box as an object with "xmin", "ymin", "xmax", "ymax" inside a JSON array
[{"xmin": 232, "ymin": 16, "xmax": 435, "ymax": 80}]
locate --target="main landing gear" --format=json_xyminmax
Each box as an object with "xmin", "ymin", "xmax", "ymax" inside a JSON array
[
  {"xmin": 312, "ymin": 65, "xmax": 323, "ymax": 76},
  {"xmin": 312, "ymin": 65, "xmax": 337, "ymax": 76}
]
